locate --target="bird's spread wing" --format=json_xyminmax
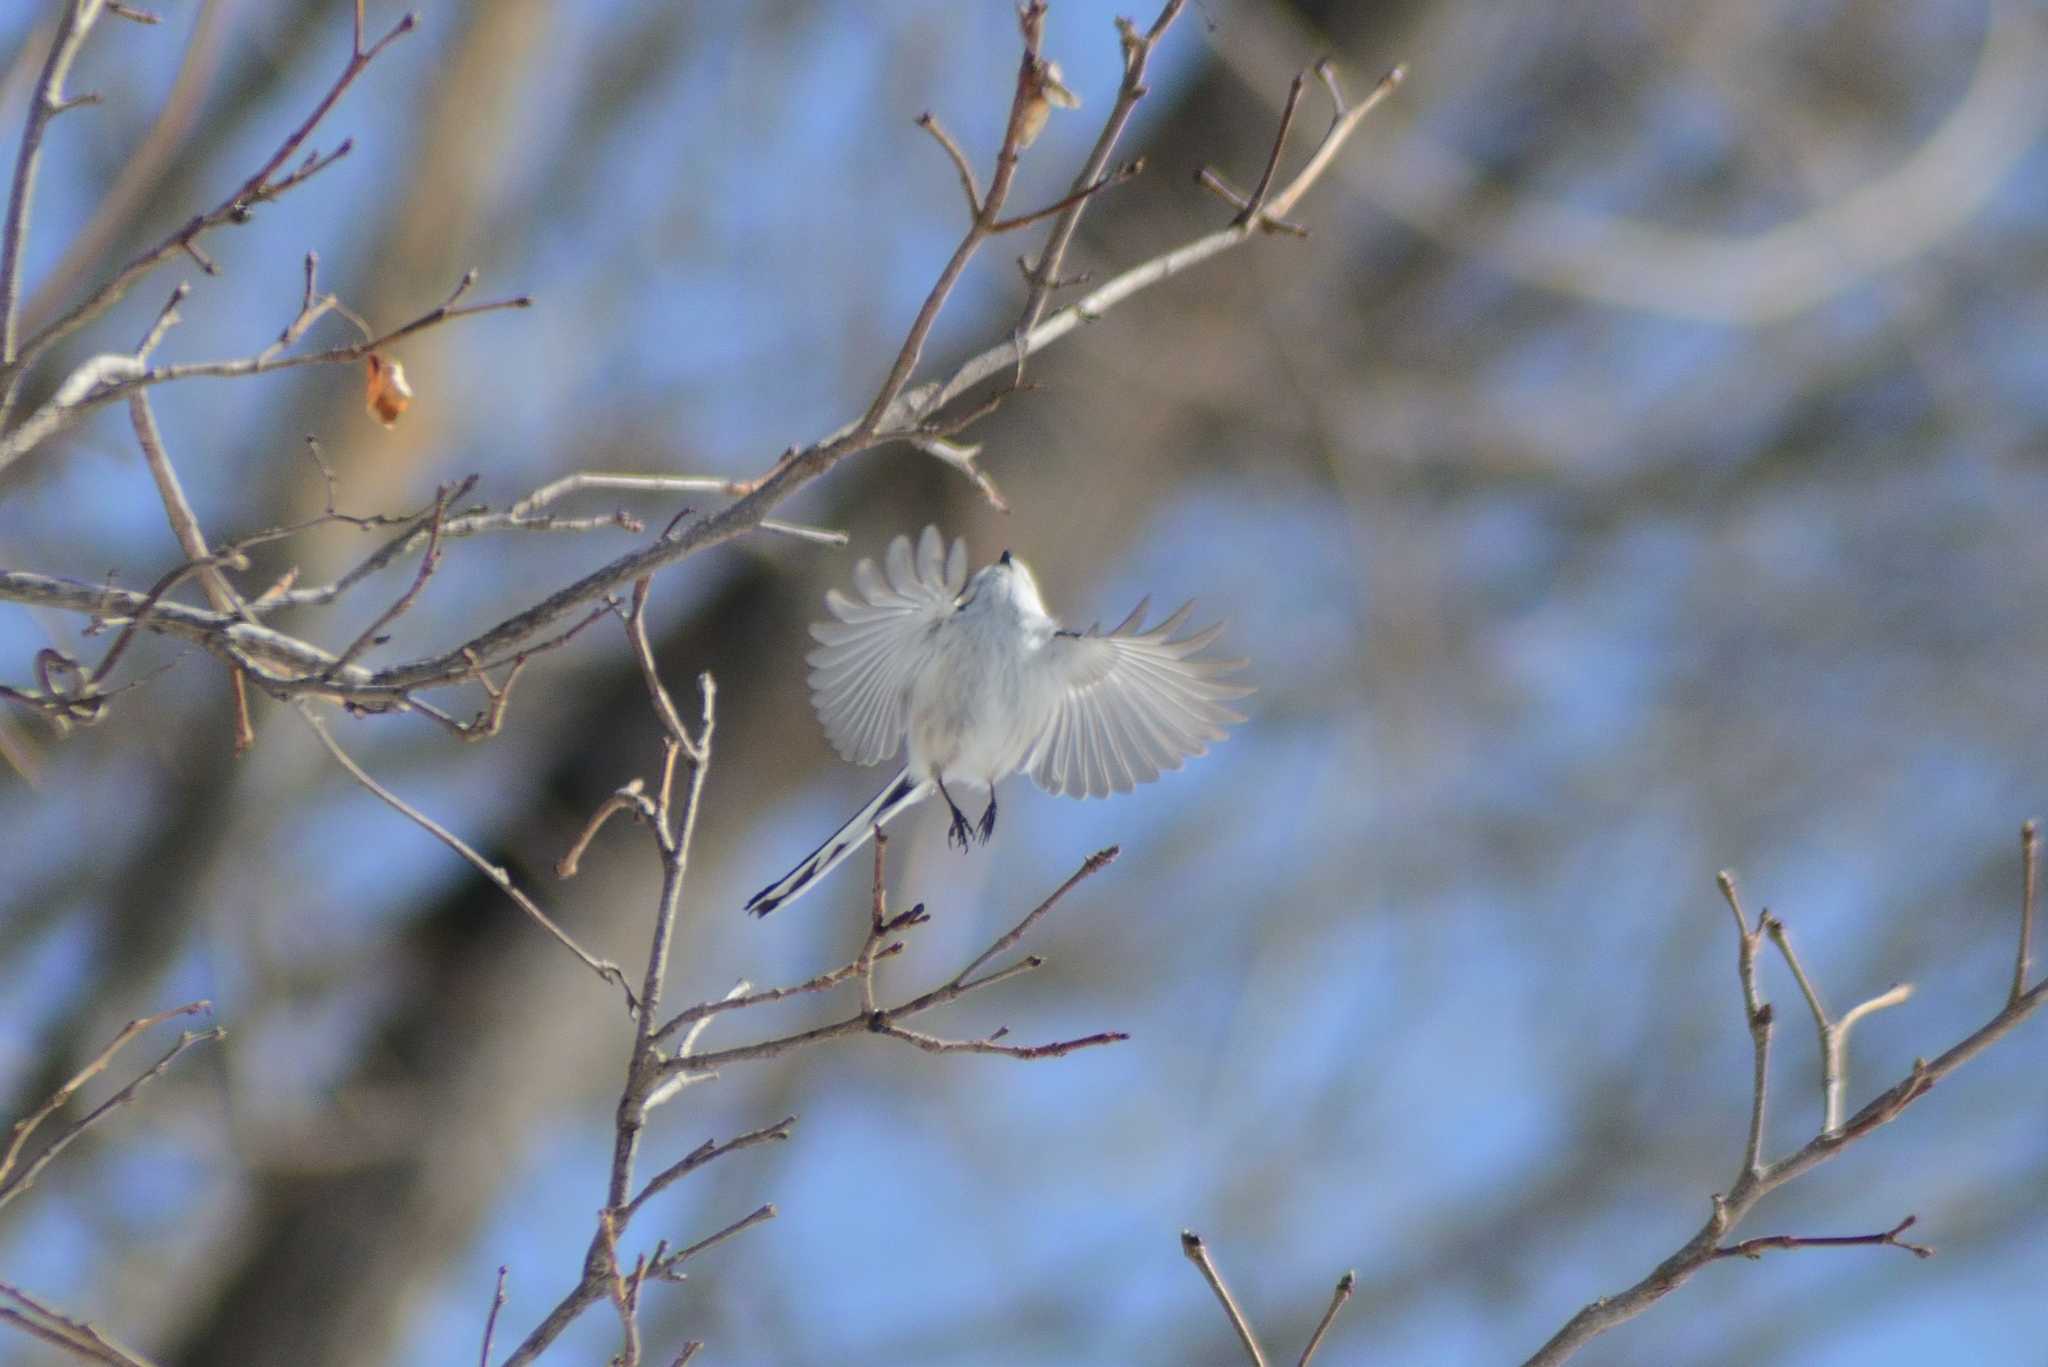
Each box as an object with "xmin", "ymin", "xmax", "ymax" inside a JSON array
[
  {"xmin": 807, "ymin": 526, "xmax": 967, "ymax": 765},
  {"xmin": 1025, "ymin": 599, "xmax": 1253, "ymax": 799}
]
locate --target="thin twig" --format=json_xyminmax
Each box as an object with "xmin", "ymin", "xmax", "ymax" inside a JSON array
[
  {"xmin": 0, "ymin": 285, "xmax": 528, "ymax": 475},
  {"xmin": 1296, "ymin": 1270, "xmax": 1355, "ymax": 1367},
  {"xmin": 658, "ymin": 847, "xmax": 1123, "ymax": 1079},
  {"xmin": 556, "ymin": 782, "xmax": 652, "ymax": 879},
  {"xmin": 128, "ymin": 388, "xmax": 256, "ymax": 747},
  {"xmin": 860, "ymin": 833, "xmax": 894, "ymax": 1016},
  {"xmin": 950, "ymin": 845, "xmax": 1117, "ymax": 987},
  {"xmin": 1763, "ymin": 914, "xmax": 1913, "ymax": 1135},
  {"xmin": 5, "ymin": 6, "xmax": 421, "ymax": 398},
  {"xmin": 1717, "ymin": 872, "xmax": 1772, "ymax": 1178},
  {"xmin": 2015, "ymin": 818, "xmax": 2037, "ymax": 1004},
  {"xmin": 323, "ymin": 478, "xmax": 474, "ymax": 679},
  {"xmin": 650, "ymin": 963, "xmax": 873, "ymax": 1046},
  {"xmin": 915, "ymin": 111, "xmax": 982, "ymax": 217},
  {"xmin": 478, "ymin": 1267, "xmax": 508, "ymax": 1367},
  {"xmin": 301, "ymin": 707, "xmax": 637, "ymax": 1010},
  {"xmin": 1181, "ymin": 1231, "xmax": 1268, "ymax": 1367},
  {"xmin": 598, "ymin": 1209, "xmax": 642, "ymax": 1367},
  {"xmin": 989, "ymin": 159, "xmax": 1143, "ymax": 234},
  {"xmin": 90, "ymin": 548, "xmax": 250, "ymax": 689},
  {"xmin": 0, "ymin": 1281, "xmax": 158, "ymax": 1367},
  {"xmin": 0, "ymin": 1002, "xmax": 221, "ymax": 1212},
  {"xmin": 649, "ymin": 1205, "xmax": 778, "ymax": 1279},
  {"xmin": 843, "ymin": 3, "xmax": 1048, "ymax": 448},
  {"xmin": 1235, "ymin": 72, "xmax": 1306, "ymax": 226},
  {"xmin": 1014, "ymin": 0, "xmax": 1189, "ymax": 347},
  {"xmin": 1711, "ymin": 1214, "xmax": 1934, "ymax": 1262},
  {"xmin": 1, "ymin": 0, "xmax": 108, "ymax": 380},
  {"xmin": 624, "ymin": 1116, "xmax": 795, "ymax": 1220}
]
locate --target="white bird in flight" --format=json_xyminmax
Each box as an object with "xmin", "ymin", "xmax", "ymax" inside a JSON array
[{"xmin": 744, "ymin": 526, "xmax": 1252, "ymax": 916}]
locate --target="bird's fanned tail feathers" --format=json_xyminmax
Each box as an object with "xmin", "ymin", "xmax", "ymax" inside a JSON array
[{"xmin": 744, "ymin": 768, "xmax": 931, "ymax": 916}]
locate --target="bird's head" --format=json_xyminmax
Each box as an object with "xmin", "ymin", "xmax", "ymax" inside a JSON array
[{"xmin": 962, "ymin": 547, "xmax": 1050, "ymax": 620}]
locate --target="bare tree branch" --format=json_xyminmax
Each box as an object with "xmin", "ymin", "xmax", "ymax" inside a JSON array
[
  {"xmin": 0, "ymin": 3, "xmax": 423, "ymax": 434},
  {"xmin": 0, "ymin": 56, "xmax": 1406, "ymax": 722},
  {"xmin": 655, "ymin": 845, "xmax": 1122, "ymax": 1078},
  {"xmin": 0, "ymin": 0, "xmax": 110, "ymax": 381},
  {"xmin": 0, "ymin": 1280, "xmax": 158, "ymax": 1367},
  {"xmin": 0, "ymin": 1000, "xmax": 220, "ymax": 1213},
  {"xmin": 1522, "ymin": 824, "xmax": 2048, "ymax": 1366}
]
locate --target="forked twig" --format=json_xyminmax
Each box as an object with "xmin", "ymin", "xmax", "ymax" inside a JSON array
[
  {"xmin": 1712, "ymin": 1214, "xmax": 1934, "ymax": 1262},
  {"xmin": 1523, "ymin": 825, "xmax": 2048, "ymax": 1366},
  {"xmin": 0, "ymin": 999, "xmax": 220, "ymax": 1212}
]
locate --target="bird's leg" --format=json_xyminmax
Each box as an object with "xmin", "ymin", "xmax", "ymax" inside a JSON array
[
  {"xmin": 976, "ymin": 787, "xmax": 997, "ymax": 844},
  {"xmin": 935, "ymin": 775, "xmax": 974, "ymax": 852}
]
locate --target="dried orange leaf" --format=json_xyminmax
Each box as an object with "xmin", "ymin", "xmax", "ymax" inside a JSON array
[{"xmin": 365, "ymin": 353, "xmax": 413, "ymax": 428}]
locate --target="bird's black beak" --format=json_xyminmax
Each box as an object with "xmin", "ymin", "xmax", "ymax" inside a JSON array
[{"xmin": 999, "ymin": 549, "xmax": 1013, "ymax": 566}]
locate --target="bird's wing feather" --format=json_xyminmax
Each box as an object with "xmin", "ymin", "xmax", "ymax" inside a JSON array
[
  {"xmin": 1025, "ymin": 600, "xmax": 1253, "ymax": 799},
  {"xmin": 807, "ymin": 526, "xmax": 966, "ymax": 765}
]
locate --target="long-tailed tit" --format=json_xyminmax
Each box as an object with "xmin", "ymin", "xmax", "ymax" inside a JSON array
[{"xmin": 744, "ymin": 526, "xmax": 1251, "ymax": 915}]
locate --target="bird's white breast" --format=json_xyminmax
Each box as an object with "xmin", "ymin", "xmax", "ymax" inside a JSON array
[{"xmin": 907, "ymin": 609, "xmax": 1052, "ymax": 787}]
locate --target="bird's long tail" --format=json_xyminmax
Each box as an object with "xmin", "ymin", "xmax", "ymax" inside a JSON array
[{"xmin": 744, "ymin": 768, "xmax": 931, "ymax": 916}]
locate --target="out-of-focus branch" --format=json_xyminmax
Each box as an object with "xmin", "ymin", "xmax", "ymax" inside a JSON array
[
  {"xmin": 0, "ymin": 0, "xmax": 110, "ymax": 383},
  {"xmin": 0, "ymin": 999, "xmax": 220, "ymax": 1213},
  {"xmin": 0, "ymin": 1280, "xmax": 158, "ymax": 1367},
  {"xmin": 129, "ymin": 380, "xmax": 256, "ymax": 747},
  {"xmin": 505, "ymin": 473, "xmax": 845, "ymax": 546},
  {"xmin": 0, "ymin": 3, "xmax": 423, "ymax": 433},
  {"xmin": 1302, "ymin": 0, "xmax": 2048, "ymax": 324},
  {"xmin": 1522, "ymin": 824, "xmax": 2048, "ymax": 1366},
  {"xmin": 0, "ymin": 270, "xmax": 528, "ymax": 474},
  {"xmin": 20, "ymin": 0, "xmax": 229, "ymax": 338}
]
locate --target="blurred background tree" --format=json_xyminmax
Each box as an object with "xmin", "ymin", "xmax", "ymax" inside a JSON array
[{"xmin": 2, "ymin": 1, "xmax": 2046, "ymax": 1364}]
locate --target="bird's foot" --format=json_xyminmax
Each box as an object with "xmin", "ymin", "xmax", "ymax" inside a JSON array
[
  {"xmin": 976, "ymin": 798, "xmax": 997, "ymax": 844},
  {"xmin": 946, "ymin": 804, "xmax": 975, "ymax": 852}
]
